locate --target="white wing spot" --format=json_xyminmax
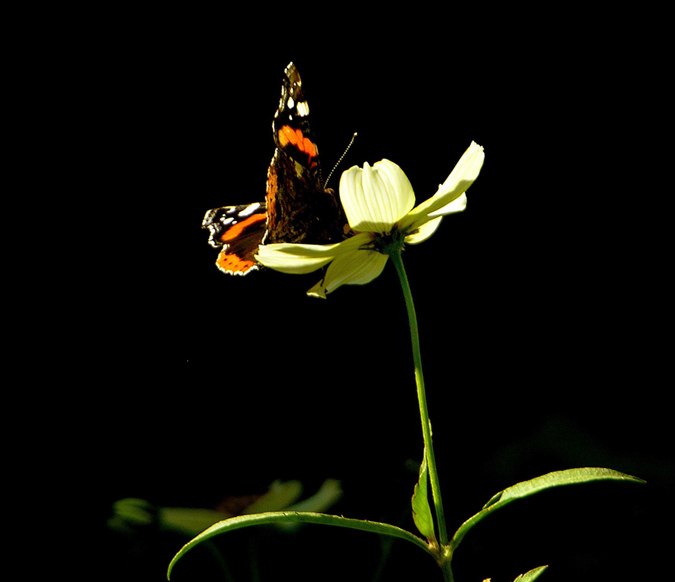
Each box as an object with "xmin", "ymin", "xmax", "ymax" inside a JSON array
[{"xmin": 239, "ymin": 202, "xmax": 261, "ymax": 217}]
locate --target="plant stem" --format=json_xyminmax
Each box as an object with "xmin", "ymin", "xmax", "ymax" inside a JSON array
[{"xmin": 389, "ymin": 249, "xmax": 449, "ymax": 548}]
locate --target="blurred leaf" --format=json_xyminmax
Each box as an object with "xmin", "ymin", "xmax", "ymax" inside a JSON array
[
  {"xmin": 411, "ymin": 448, "xmax": 437, "ymax": 543},
  {"xmin": 160, "ymin": 507, "xmax": 231, "ymax": 537},
  {"xmin": 285, "ymin": 479, "xmax": 342, "ymax": 513},
  {"xmin": 513, "ymin": 565, "xmax": 548, "ymax": 581},
  {"xmin": 108, "ymin": 498, "xmax": 157, "ymax": 534},
  {"xmin": 111, "ymin": 480, "xmax": 343, "ymax": 539},
  {"xmin": 242, "ymin": 480, "xmax": 303, "ymax": 514},
  {"xmin": 450, "ymin": 467, "xmax": 645, "ymax": 551},
  {"xmin": 167, "ymin": 511, "xmax": 435, "ymax": 579}
]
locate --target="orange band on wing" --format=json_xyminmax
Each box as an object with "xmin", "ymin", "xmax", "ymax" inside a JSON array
[
  {"xmin": 278, "ymin": 125, "xmax": 318, "ymax": 160},
  {"xmin": 219, "ymin": 213, "xmax": 267, "ymax": 243}
]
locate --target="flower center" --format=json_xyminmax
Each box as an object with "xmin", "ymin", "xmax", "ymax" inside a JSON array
[{"xmin": 372, "ymin": 226, "xmax": 407, "ymax": 257}]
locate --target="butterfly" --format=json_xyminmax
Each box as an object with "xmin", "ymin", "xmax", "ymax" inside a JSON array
[{"xmin": 202, "ymin": 62, "xmax": 349, "ymax": 275}]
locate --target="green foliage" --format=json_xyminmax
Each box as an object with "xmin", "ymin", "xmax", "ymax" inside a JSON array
[
  {"xmin": 513, "ymin": 565, "xmax": 548, "ymax": 581},
  {"xmin": 166, "ymin": 467, "xmax": 644, "ymax": 580},
  {"xmin": 167, "ymin": 511, "xmax": 435, "ymax": 580},
  {"xmin": 450, "ymin": 467, "xmax": 645, "ymax": 552},
  {"xmin": 411, "ymin": 448, "xmax": 437, "ymax": 543}
]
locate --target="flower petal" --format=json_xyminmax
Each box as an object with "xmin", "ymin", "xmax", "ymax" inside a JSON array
[
  {"xmin": 255, "ymin": 233, "xmax": 374, "ymax": 274},
  {"xmin": 400, "ymin": 142, "xmax": 483, "ymax": 232},
  {"xmin": 255, "ymin": 243, "xmax": 335, "ymax": 273},
  {"xmin": 404, "ymin": 193, "xmax": 465, "ymax": 244},
  {"xmin": 405, "ymin": 216, "xmax": 443, "ymax": 245},
  {"xmin": 429, "ymin": 192, "xmax": 467, "ymax": 217},
  {"xmin": 340, "ymin": 160, "xmax": 415, "ymax": 233},
  {"xmin": 307, "ymin": 249, "xmax": 389, "ymax": 297}
]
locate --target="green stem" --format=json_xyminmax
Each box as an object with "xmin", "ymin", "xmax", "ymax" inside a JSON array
[{"xmin": 389, "ymin": 250, "xmax": 449, "ymax": 549}]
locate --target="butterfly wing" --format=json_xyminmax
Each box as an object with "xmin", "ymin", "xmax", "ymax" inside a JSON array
[{"xmin": 202, "ymin": 203, "xmax": 267, "ymax": 275}]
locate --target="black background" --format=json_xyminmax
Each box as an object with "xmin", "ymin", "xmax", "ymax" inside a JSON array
[{"xmin": 52, "ymin": 6, "xmax": 672, "ymax": 582}]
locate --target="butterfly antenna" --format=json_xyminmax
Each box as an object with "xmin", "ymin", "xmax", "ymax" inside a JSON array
[{"xmin": 324, "ymin": 132, "xmax": 358, "ymax": 189}]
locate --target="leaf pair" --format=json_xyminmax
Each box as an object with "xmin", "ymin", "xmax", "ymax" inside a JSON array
[{"xmin": 167, "ymin": 467, "xmax": 644, "ymax": 580}]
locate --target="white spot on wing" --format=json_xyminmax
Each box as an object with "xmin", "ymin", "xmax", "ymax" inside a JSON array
[
  {"xmin": 239, "ymin": 202, "xmax": 261, "ymax": 217},
  {"xmin": 296, "ymin": 101, "xmax": 310, "ymax": 117}
]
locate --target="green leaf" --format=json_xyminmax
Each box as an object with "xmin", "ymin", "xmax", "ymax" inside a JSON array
[
  {"xmin": 450, "ymin": 467, "xmax": 645, "ymax": 551},
  {"xmin": 411, "ymin": 449, "xmax": 437, "ymax": 543},
  {"xmin": 167, "ymin": 511, "xmax": 435, "ymax": 579},
  {"xmin": 513, "ymin": 565, "xmax": 548, "ymax": 581}
]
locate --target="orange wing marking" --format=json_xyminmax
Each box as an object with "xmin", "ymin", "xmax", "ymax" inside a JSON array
[
  {"xmin": 215, "ymin": 251, "xmax": 258, "ymax": 275},
  {"xmin": 219, "ymin": 213, "xmax": 267, "ymax": 243},
  {"xmin": 278, "ymin": 125, "xmax": 318, "ymax": 166}
]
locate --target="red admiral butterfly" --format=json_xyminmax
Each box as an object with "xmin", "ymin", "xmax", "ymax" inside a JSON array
[{"xmin": 202, "ymin": 62, "xmax": 349, "ymax": 275}]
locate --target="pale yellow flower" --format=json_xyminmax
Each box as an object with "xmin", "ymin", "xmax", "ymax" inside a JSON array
[{"xmin": 256, "ymin": 141, "xmax": 485, "ymax": 297}]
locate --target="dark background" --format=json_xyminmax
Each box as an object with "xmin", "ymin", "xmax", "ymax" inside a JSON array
[{"xmin": 57, "ymin": 6, "xmax": 672, "ymax": 582}]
